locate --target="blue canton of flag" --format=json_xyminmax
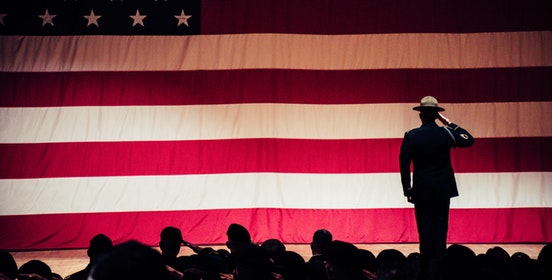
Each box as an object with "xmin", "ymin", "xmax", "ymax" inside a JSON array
[{"xmin": 0, "ymin": 0, "xmax": 201, "ymax": 35}]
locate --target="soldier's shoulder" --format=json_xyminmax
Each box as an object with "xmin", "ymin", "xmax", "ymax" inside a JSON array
[{"xmin": 405, "ymin": 127, "xmax": 420, "ymax": 134}]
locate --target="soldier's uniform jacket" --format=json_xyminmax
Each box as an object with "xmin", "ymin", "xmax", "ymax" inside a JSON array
[{"xmin": 399, "ymin": 122, "xmax": 474, "ymax": 203}]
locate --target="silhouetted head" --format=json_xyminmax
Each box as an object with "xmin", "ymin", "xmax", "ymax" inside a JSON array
[
  {"xmin": 413, "ymin": 96, "xmax": 443, "ymax": 123},
  {"xmin": 486, "ymin": 246, "xmax": 510, "ymax": 267},
  {"xmin": 358, "ymin": 249, "xmax": 376, "ymax": 273},
  {"xmin": 376, "ymin": 249, "xmax": 407, "ymax": 280},
  {"xmin": 89, "ymin": 240, "xmax": 168, "ymax": 280},
  {"xmin": 444, "ymin": 244, "xmax": 478, "ymax": 279},
  {"xmin": 0, "ymin": 251, "xmax": 18, "ymax": 280},
  {"xmin": 419, "ymin": 109, "xmax": 439, "ymax": 122},
  {"xmin": 87, "ymin": 234, "xmax": 113, "ymax": 261},
  {"xmin": 261, "ymin": 238, "xmax": 286, "ymax": 260},
  {"xmin": 18, "ymin": 260, "xmax": 52, "ymax": 280},
  {"xmin": 311, "ymin": 229, "xmax": 333, "ymax": 255},
  {"xmin": 226, "ymin": 224, "xmax": 251, "ymax": 244},
  {"xmin": 225, "ymin": 223, "xmax": 252, "ymax": 254},
  {"xmin": 538, "ymin": 243, "xmax": 552, "ymax": 265},
  {"xmin": 160, "ymin": 226, "xmax": 184, "ymax": 257},
  {"xmin": 272, "ymin": 251, "xmax": 307, "ymax": 280},
  {"xmin": 326, "ymin": 240, "xmax": 364, "ymax": 279}
]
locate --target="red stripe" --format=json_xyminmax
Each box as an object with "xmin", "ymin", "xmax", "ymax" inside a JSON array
[
  {"xmin": 1, "ymin": 137, "xmax": 549, "ymax": 179},
  {"xmin": 2, "ymin": 68, "xmax": 551, "ymax": 107},
  {"xmin": 201, "ymin": 0, "xmax": 552, "ymax": 34},
  {"xmin": 1, "ymin": 208, "xmax": 550, "ymax": 250}
]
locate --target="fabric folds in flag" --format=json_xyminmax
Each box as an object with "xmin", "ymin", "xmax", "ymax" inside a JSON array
[{"xmin": 0, "ymin": 0, "xmax": 551, "ymax": 250}]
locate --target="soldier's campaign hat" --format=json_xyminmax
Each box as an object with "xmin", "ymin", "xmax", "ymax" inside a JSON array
[{"xmin": 413, "ymin": 96, "xmax": 445, "ymax": 111}]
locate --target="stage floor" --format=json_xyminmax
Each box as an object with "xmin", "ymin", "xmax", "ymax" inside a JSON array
[{"xmin": 10, "ymin": 243, "xmax": 546, "ymax": 278}]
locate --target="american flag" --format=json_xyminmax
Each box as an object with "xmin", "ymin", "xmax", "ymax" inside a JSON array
[{"xmin": 1, "ymin": 0, "xmax": 551, "ymax": 250}]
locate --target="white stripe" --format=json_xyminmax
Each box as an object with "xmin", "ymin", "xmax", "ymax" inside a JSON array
[
  {"xmin": 1, "ymin": 32, "xmax": 551, "ymax": 72},
  {"xmin": 0, "ymin": 172, "xmax": 549, "ymax": 215},
  {"xmin": 454, "ymin": 172, "xmax": 552, "ymax": 209},
  {"xmin": 1, "ymin": 102, "xmax": 550, "ymax": 143}
]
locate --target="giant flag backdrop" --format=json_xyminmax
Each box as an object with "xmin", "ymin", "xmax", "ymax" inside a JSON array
[{"xmin": 0, "ymin": 0, "xmax": 551, "ymax": 250}]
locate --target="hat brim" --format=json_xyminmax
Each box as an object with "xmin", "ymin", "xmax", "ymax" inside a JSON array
[{"xmin": 413, "ymin": 106, "xmax": 445, "ymax": 112}]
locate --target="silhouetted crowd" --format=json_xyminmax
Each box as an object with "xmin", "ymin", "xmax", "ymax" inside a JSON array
[{"xmin": 1, "ymin": 224, "xmax": 551, "ymax": 280}]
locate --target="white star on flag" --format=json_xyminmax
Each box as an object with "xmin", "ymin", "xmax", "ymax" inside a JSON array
[
  {"xmin": 39, "ymin": 9, "xmax": 57, "ymax": 27},
  {"xmin": 0, "ymin": 14, "xmax": 6, "ymax": 25},
  {"xmin": 130, "ymin": 10, "xmax": 147, "ymax": 27},
  {"xmin": 84, "ymin": 10, "xmax": 101, "ymax": 27},
  {"xmin": 175, "ymin": 10, "xmax": 192, "ymax": 27}
]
